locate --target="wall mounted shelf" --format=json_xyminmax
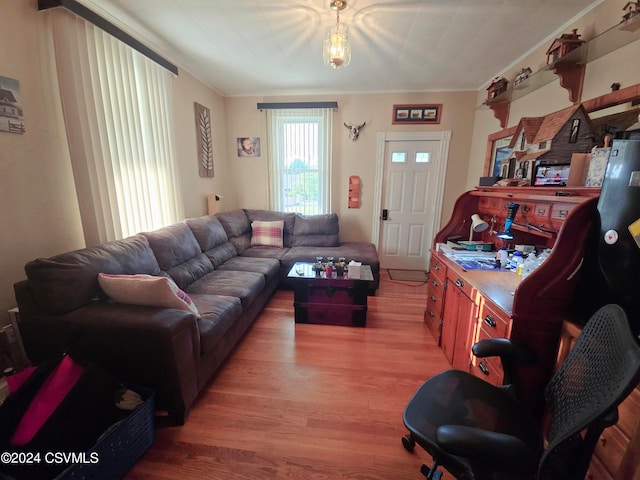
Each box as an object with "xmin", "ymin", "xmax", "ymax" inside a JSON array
[{"xmin": 480, "ymin": 14, "xmax": 640, "ymax": 127}]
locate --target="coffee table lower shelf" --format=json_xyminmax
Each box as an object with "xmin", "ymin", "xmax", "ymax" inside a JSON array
[{"xmin": 294, "ymin": 302, "xmax": 367, "ymax": 327}]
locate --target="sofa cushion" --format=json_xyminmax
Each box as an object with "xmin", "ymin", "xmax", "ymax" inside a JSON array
[
  {"xmin": 186, "ymin": 215, "xmax": 229, "ymax": 251},
  {"xmin": 24, "ymin": 234, "xmax": 161, "ymax": 315},
  {"xmin": 185, "ymin": 271, "xmax": 265, "ymax": 309},
  {"xmin": 143, "ymin": 223, "xmax": 214, "ymax": 290},
  {"xmin": 186, "ymin": 215, "xmax": 238, "ymax": 267},
  {"xmin": 245, "ymin": 210, "xmax": 295, "ymax": 247},
  {"xmin": 188, "ymin": 294, "xmax": 243, "ymax": 355},
  {"xmin": 250, "ymin": 220, "xmax": 284, "ymax": 248},
  {"xmin": 98, "ymin": 273, "xmax": 200, "ymax": 317},
  {"xmin": 292, "ymin": 213, "xmax": 340, "ymax": 247},
  {"xmin": 216, "ymin": 256, "xmax": 280, "ymax": 283},
  {"xmin": 216, "ymin": 210, "xmax": 251, "ymax": 254}
]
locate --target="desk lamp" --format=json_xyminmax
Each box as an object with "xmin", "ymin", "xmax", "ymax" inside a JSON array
[
  {"xmin": 469, "ymin": 214, "xmax": 489, "ymax": 241},
  {"xmin": 496, "ymin": 203, "xmax": 519, "ymax": 240}
]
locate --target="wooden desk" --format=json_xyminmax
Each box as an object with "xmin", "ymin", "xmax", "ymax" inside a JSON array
[{"xmin": 425, "ymin": 187, "xmax": 599, "ymax": 418}]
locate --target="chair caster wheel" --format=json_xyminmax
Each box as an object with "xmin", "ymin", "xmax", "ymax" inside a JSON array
[{"xmin": 402, "ymin": 434, "xmax": 415, "ymax": 452}]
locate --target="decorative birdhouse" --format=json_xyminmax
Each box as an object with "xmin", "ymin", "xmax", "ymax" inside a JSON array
[
  {"xmin": 514, "ymin": 67, "xmax": 532, "ymax": 86},
  {"xmin": 546, "ymin": 29, "xmax": 585, "ymax": 64},
  {"xmin": 622, "ymin": 2, "xmax": 640, "ymax": 21},
  {"xmin": 486, "ymin": 76, "xmax": 509, "ymax": 102}
]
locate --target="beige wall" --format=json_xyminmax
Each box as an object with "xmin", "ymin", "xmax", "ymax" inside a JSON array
[
  {"xmin": 224, "ymin": 91, "xmax": 478, "ymax": 242},
  {"xmin": 0, "ymin": 0, "xmax": 229, "ymax": 321},
  {"xmin": 172, "ymin": 71, "xmax": 229, "ymax": 219},
  {"xmin": 0, "ymin": 0, "xmax": 84, "ymax": 318},
  {"xmin": 466, "ymin": 0, "xmax": 640, "ymax": 190},
  {"xmin": 1, "ymin": 0, "xmax": 638, "ymax": 325}
]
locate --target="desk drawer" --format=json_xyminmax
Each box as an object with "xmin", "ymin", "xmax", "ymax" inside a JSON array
[
  {"xmin": 472, "ymin": 355, "xmax": 503, "ymax": 386},
  {"xmin": 479, "ymin": 304, "xmax": 509, "ymax": 338}
]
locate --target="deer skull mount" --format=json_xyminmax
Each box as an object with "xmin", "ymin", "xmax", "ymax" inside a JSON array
[{"xmin": 344, "ymin": 122, "xmax": 366, "ymax": 141}]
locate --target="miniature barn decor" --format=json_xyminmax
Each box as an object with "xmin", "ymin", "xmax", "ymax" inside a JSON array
[
  {"xmin": 514, "ymin": 67, "xmax": 533, "ymax": 86},
  {"xmin": 486, "ymin": 76, "xmax": 509, "ymax": 102},
  {"xmin": 506, "ymin": 104, "xmax": 595, "ymax": 185},
  {"xmin": 622, "ymin": 2, "xmax": 640, "ymax": 21},
  {"xmin": 546, "ymin": 29, "xmax": 585, "ymax": 64}
]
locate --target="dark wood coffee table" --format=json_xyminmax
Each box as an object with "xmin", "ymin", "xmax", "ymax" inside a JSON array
[{"xmin": 287, "ymin": 262, "xmax": 373, "ymax": 327}]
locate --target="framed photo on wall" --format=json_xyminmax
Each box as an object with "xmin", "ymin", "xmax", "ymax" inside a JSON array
[
  {"xmin": 485, "ymin": 126, "xmax": 517, "ymax": 178},
  {"xmin": 392, "ymin": 104, "xmax": 441, "ymax": 125}
]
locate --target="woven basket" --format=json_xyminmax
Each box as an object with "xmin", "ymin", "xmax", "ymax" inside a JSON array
[{"xmin": 56, "ymin": 386, "xmax": 154, "ymax": 480}]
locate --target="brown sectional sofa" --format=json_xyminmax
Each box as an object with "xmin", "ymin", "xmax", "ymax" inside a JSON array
[{"xmin": 14, "ymin": 209, "xmax": 379, "ymax": 424}]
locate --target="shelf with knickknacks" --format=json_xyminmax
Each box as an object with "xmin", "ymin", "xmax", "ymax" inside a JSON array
[{"xmin": 481, "ymin": 8, "xmax": 640, "ymax": 128}]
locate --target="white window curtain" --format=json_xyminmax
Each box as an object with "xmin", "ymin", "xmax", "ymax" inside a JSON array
[
  {"xmin": 45, "ymin": 8, "xmax": 184, "ymax": 245},
  {"xmin": 266, "ymin": 108, "xmax": 332, "ymax": 214}
]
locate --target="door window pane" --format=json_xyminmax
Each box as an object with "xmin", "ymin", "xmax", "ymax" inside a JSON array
[
  {"xmin": 416, "ymin": 152, "xmax": 431, "ymax": 163},
  {"xmin": 391, "ymin": 152, "xmax": 406, "ymax": 163}
]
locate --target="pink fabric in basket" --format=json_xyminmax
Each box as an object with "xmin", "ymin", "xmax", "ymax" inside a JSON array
[
  {"xmin": 6, "ymin": 366, "xmax": 36, "ymax": 393},
  {"xmin": 10, "ymin": 356, "xmax": 85, "ymax": 446}
]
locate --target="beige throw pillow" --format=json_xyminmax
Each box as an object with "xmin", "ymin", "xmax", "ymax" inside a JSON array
[{"xmin": 98, "ymin": 273, "xmax": 200, "ymax": 318}]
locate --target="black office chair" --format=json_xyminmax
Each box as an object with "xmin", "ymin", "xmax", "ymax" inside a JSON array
[{"xmin": 402, "ymin": 304, "xmax": 640, "ymax": 480}]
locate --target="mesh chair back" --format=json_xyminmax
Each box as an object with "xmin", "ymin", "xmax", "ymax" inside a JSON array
[{"xmin": 541, "ymin": 304, "xmax": 640, "ymax": 475}]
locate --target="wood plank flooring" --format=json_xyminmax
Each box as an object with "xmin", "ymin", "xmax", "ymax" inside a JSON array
[{"xmin": 126, "ymin": 270, "xmax": 455, "ymax": 480}]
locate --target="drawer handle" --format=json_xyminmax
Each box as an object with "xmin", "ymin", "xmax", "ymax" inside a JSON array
[
  {"xmin": 484, "ymin": 315, "xmax": 497, "ymax": 328},
  {"xmin": 558, "ymin": 209, "xmax": 569, "ymax": 218},
  {"xmin": 428, "ymin": 310, "xmax": 435, "ymax": 317},
  {"xmin": 478, "ymin": 360, "xmax": 489, "ymax": 376},
  {"xmin": 434, "ymin": 264, "xmax": 440, "ymax": 271},
  {"xmin": 455, "ymin": 279, "xmax": 464, "ymax": 288},
  {"xmin": 432, "ymin": 280, "xmax": 439, "ymax": 287},
  {"xmin": 537, "ymin": 208, "xmax": 546, "ymax": 215},
  {"xmin": 430, "ymin": 295, "xmax": 437, "ymax": 302}
]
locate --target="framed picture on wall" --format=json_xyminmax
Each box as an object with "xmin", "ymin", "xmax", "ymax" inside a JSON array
[
  {"xmin": 485, "ymin": 126, "xmax": 517, "ymax": 178},
  {"xmin": 392, "ymin": 104, "xmax": 441, "ymax": 124}
]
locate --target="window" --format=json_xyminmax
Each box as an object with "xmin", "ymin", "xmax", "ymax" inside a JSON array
[
  {"xmin": 45, "ymin": 8, "xmax": 184, "ymax": 245},
  {"xmin": 267, "ymin": 108, "xmax": 332, "ymax": 214}
]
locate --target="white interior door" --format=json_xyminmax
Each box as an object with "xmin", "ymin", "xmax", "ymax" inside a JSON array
[{"xmin": 378, "ymin": 140, "xmax": 441, "ymax": 270}]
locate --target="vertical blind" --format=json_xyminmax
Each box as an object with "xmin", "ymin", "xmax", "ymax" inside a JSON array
[
  {"xmin": 266, "ymin": 108, "xmax": 332, "ymax": 214},
  {"xmin": 46, "ymin": 8, "xmax": 184, "ymax": 245}
]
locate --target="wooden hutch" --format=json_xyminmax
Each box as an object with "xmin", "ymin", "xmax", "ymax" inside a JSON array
[
  {"xmin": 425, "ymin": 185, "xmax": 639, "ymax": 479},
  {"xmin": 424, "ymin": 186, "xmax": 599, "ymax": 415}
]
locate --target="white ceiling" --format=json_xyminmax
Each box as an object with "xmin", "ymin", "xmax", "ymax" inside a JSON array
[{"xmin": 80, "ymin": 0, "xmax": 601, "ymax": 97}]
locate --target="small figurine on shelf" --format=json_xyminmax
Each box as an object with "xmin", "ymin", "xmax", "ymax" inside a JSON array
[
  {"xmin": 546, "ymin": 29, "xmax": 585, "ymax": 64},
  {"xmin": 514, "ymin": 67, "xmax": 532, "ymax": 86},
  {"xmin": 486, "ymin": 76, "xmax": 509, "ymax": 102},
  {"xmin": 622, "ymin": 2, "xmax": 640, "ymax": 21}
]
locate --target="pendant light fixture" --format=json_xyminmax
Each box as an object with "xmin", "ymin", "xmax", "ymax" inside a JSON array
[{"xmin": 323, "ymin": 0, "xmax": 351, "ymax": 69}]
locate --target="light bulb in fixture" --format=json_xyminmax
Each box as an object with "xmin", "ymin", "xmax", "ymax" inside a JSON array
[{"xmin": 323, "ymin": 0, "xmax": 351, "ymax": 69}]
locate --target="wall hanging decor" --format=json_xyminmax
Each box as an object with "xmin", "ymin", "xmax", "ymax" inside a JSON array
[
  {"xmin": 0, "ymin": 76, "xmax": 25, "ymax": 134},
  {"xmin": 344, "ymin": 122, "xmax": 366, "ymax": 141},
  {"xmin": 194, "ymin": 102, "xmax": 214, "ymax": 177},
  {"xmin": 237, "ymin": 137, "xmax": 261, "ymax": 157},
  {"xmin": 348, "ymin": 175, "xmax": 360, "ymax": 208},
  {"xmin": 392, "ymin": 104, "xmax": 441, "ymax": 125}
]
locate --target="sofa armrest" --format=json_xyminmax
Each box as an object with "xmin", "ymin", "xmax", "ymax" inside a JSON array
[{"xmin": 20, "ymin": 302, "xmax": 200, "ymax": 424}]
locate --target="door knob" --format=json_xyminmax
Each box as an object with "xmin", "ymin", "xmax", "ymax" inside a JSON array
[{"xmin": 382, "ymin": 209, "xmax": 388, "ymax": 220}]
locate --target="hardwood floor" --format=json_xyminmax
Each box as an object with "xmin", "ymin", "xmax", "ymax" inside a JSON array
[{"xmin": 126, "ymin": 270, "xmax": 454, "ymax": 480}]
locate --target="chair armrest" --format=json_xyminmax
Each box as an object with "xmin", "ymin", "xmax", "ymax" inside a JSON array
[
  {"xmin": 436, "ymin": 425, "xmax": 538, "ymax": 475},
  {"xmin": 472, "ymin": 338, "xmax": 537, "ymax": 362},
  {"xmin": 472, "ymin": 338, "xmax": 537, "ymax": 393}
]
